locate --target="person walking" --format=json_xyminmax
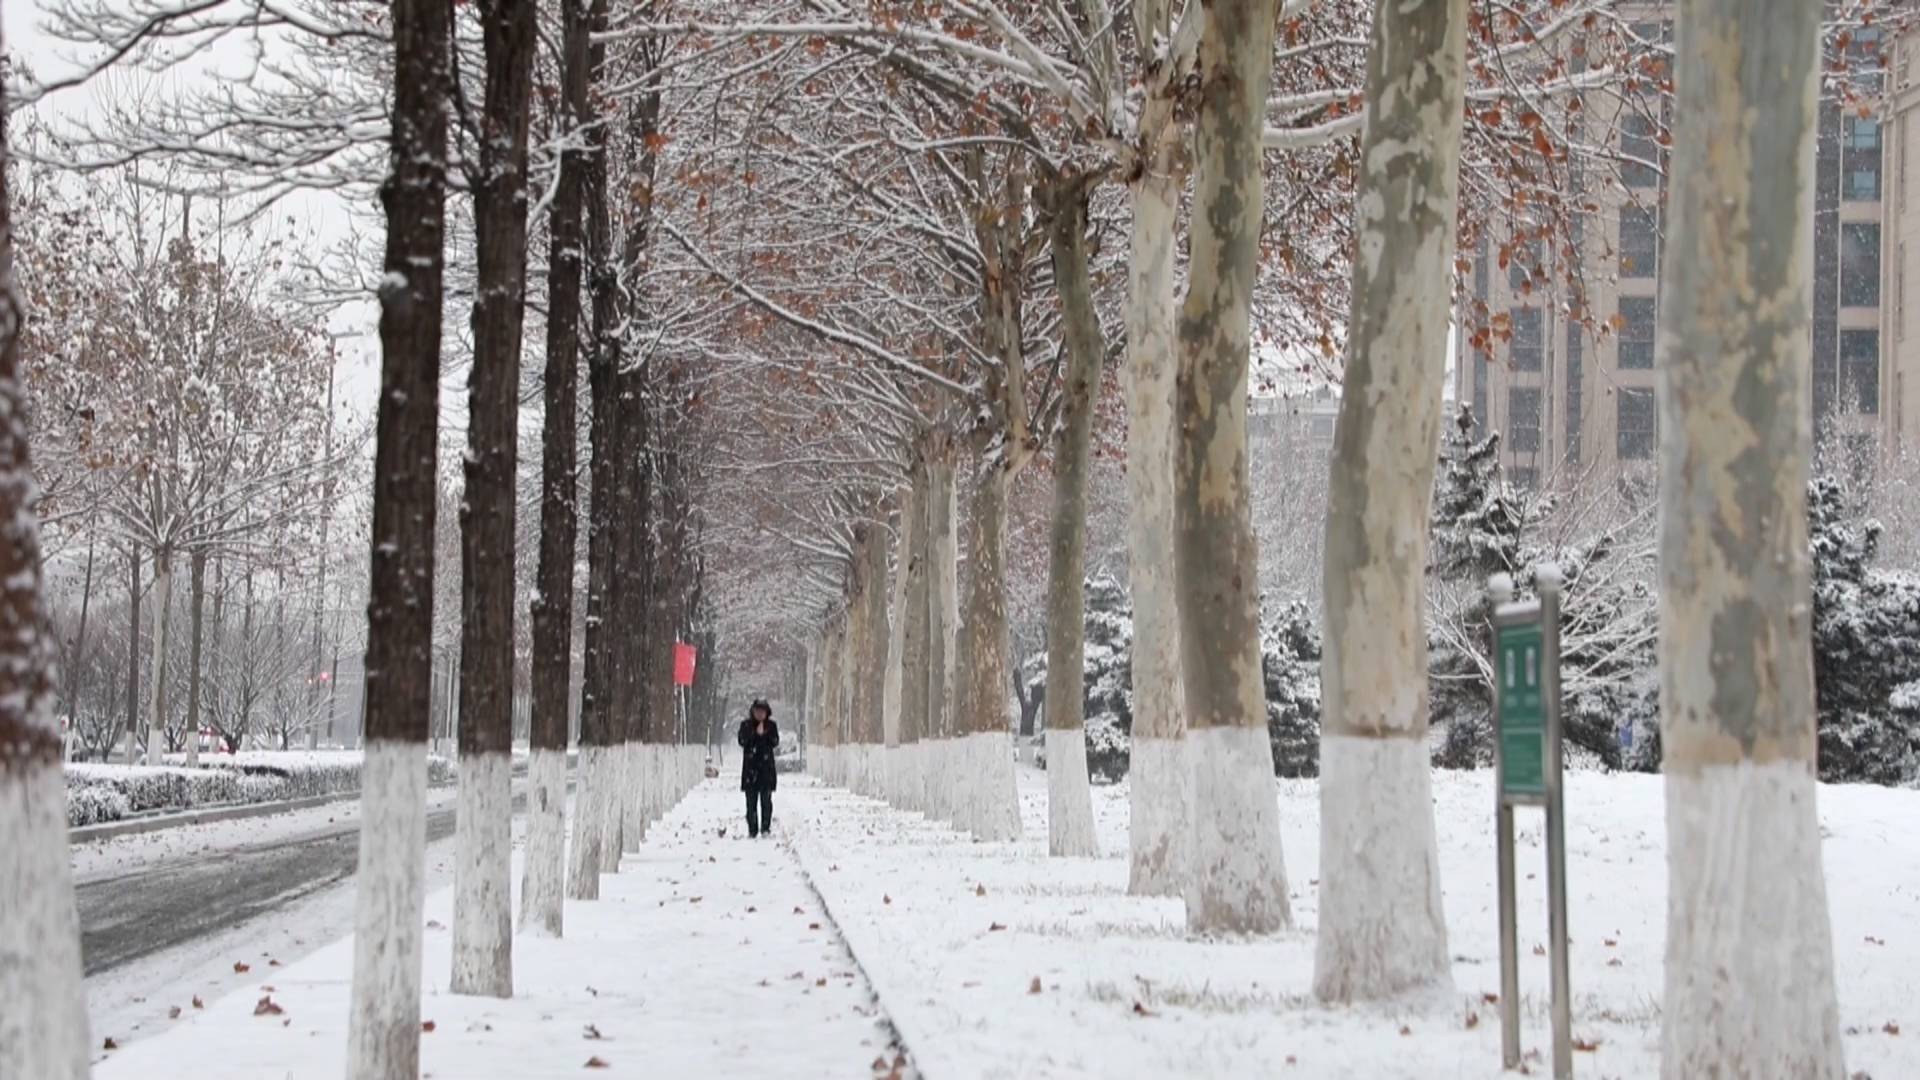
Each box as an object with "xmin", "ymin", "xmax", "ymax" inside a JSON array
[{"xmin": 737, "ymin": 700, "xmax": 780, "ymax": 838}]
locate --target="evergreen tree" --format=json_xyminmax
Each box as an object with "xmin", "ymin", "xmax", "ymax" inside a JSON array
[
  {"xmin": 1261, "ymin": 600, "xmax": 1321, "ymax": 777},
  {"xmin": 1809, "ymin": 474, "xmax": 1920, "ymax": 785}
]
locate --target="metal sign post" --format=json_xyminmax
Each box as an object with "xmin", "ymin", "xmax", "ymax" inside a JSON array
[{"xmin": 1490, "ymin": 567, "xmax": 1571, "ymax": 1079}]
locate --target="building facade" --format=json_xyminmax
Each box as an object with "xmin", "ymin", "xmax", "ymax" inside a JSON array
[{"xmin": 1455, "ymin": 10, "xmax": 1894, "ymax": 487}]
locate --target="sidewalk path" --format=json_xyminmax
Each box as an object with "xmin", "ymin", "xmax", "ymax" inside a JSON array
[{"xmin": 93, "ymin": 778, "xmax": 912, "ymax": 1080}]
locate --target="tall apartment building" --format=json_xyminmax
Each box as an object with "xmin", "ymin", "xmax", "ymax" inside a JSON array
[{"xmin": 1454, "ymin": 11, "xmax": 1894, "ymax": 487}]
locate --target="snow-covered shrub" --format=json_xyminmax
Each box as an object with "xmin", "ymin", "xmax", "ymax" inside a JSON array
[
  {"xmin": 67, "ymin": 784, "xmax": 131, "ymax": 827},
  {"xmin": 1261, "ymin": 601, "xmax": 1321, "ymax": 778},
  {"xmin": 68, "ymin": 751, "xmax": 460, "ymax": 827},
  {"xmin": 1811, "ymin": 476, "xmax": 1920, "ymax": 785}
]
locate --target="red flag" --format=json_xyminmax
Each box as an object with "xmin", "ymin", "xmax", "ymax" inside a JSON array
[{"xmin": 673, "ymin": 642, "xmax": 698, "ymax": 687}]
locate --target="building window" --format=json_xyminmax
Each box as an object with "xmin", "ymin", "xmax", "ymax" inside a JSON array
[
  {"xmin": 1617, "ymin": 388, "xmax": 1657, "ymax": 460},
  {"xmin": 1510, "ymin": 307, "xmax": 1543, "ymax": 372},
  {"xmin": 1511, "ymin": 467, "xmax": 1539, "ymax": 492},
  {"xmin": 1621, "ymin": 113, "xmax": 1659, "ymax": 189},
  {"xmin": 1508, "ymin": 387, "xmax": 1543, "ymax": 453},
  {"xmin": 1845, "ymin": 116, "xmax": 1882, "ymax": 201},
  {"xmin": 1841, "ymin": 223, "xmax": 1880, "ymax": 307},
  {"xmin": 1618, "ymin": 297, "xmax": 1657, "ymax": 369},
  {"xmin": 1841, "ymin": 329, "xmax": 1880, "ymax": 413},
  {"xmin": 1619, "ymin": 204, "xmax": 1658, "ymax": 278}
]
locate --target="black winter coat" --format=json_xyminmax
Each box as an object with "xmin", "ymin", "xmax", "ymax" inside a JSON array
[{"xmin": 738, "ymin": 717, "xmax": 780, "ymax": 792}]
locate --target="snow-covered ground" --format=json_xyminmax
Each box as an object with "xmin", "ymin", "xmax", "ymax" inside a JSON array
[
  {"xmin": 78, "ymin": 767, "xmax": 1917, "ymax": 1078},
  {"xmin": 83, "ymin": 785, "xmax": 467, "ymax": 1061},
  {"xmin": 789, "ymin": 767, "xmax": 1919, "ymax": 1079},
  {"xmin": 90, "ymin": 781, "xmax": 910, "ymax": 1079}
]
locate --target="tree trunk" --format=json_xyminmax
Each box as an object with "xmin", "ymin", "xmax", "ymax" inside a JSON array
[
  {"xmin": 896, "ymin": 452, "xmax": 930, "ymax": 811},
  {"xmin": 62, "ymin": 538, "xmax": 95, "ymax": 762},
  {"xmin": 185, "ymin": 549, "xmax": 207, "ymax": 768},
  {"xmin": 862, "ymin": 504, "xmax": 891, "ymax": 793},
  {"xmin": 345, "ymin": 0, "xmax": 449, "ymax": 1069},
  {"xmin": 449, "ymin": 0, "xmax": 535, "ymax": 1002},
  {"xmin": 1658, "ymin": 3, "xmax": 1842, "ymax": 1074},
  {"xmin": 616, "ymin": 379, "xmax": 650, "ymax": 856},
  {"xmin": 955, "ymin": 451, "xmax": 1021, "ymax": 842},
  {"xmin": 567, "ymin": 0, "xmax": 617, "ymax": 902},
  {"xmin": 883, "ymin": 490, "xmax": 909, "ymax": 756},
  {"xmin": 1312, "ymin": 0, "xmax": 1466, "ymax": 1001},
  {"xmin": 0, "ymin": 57, "xmax": 91, "ymax": 1073},
  {"xmin": 145, "ymin": 548, "xmax": 175, "ymax": 763},
  {"xmin": 1172, "ymin": 0, "xmax": 1290, "ymax": 934},
  {"xmin": 1041, "ymin": 178, "xmax": 1104, "ymax": 857},
  {"xmin": 1122, "ymin": 3, "xmax": 1191, "ymax": 896},
  {"xmin": 924, "ymin": 428, "xmax": 959, "ymax": 821},
  {"xmin": 521, "ymin": 0, "xmax": 590, "ymax": 940},
  {"xmin": 123, "ymin": 543, "xmax": 141, "ymax": 764}
]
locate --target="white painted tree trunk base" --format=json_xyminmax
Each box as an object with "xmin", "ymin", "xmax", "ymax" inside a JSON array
[
  {"xmin": 598, "ymin": 743, "xmax": 624, "ymax": 872},
  {"xmin": 1128, "ymin": 735, "xmax": 1189, "ymax": 896},
  {"xmin": 1184, "ymin": 725, "xmax": 1291, "ymax": 934},
  {"xmin": 620, "ymin": 742, "xmax": 643, "ymax": 855},
  {"xmin": 1662, "ymin": 761, "xmax": 1845, "ymax": 1079},
  {"xmin": 962, "ymin": 731, "xmax": 1021, "ymax": 843},
  {"xmin": 566, "ymin": 745, "xmax": 603, "ymax": 901},
  {"xmin": 347, "ymin": 739, "xmax": 428, "ymax": 1078},
  {"xmin": 451, "ymin": 750, "xmax": 513, "ymax": 997},
  {"xmin": 1311, "ymin": 734, "xmax": 1450, "ymax": 1000},
  {"xmin": 517, "ymin": 747, "xmax": 567, "ymax": 937},
  {"xmin": 0, "ymin": 757, "xmax": 89, "ymax": 1079},
  {"xmin": 1045, "ymin": 728, "xmax": 1098, "ymax": 857}
]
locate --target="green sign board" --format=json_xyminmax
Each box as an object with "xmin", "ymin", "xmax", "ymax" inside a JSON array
[{"xmin": 1496, "ymin": 622, "xmax": 1547, "ymax": 797}]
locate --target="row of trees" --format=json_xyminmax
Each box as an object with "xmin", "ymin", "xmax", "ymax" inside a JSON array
[{"xmin": 1, "ymin": 3, "xmax": 1902, "ymax": 1080}]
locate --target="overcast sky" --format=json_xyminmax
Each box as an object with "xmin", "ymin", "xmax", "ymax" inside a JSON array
[{"xmin": 6, "ymin": 0, "xmax": 384, "ymax": 425}]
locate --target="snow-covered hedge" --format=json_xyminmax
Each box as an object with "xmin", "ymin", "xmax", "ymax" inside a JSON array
[{"xmin": 67, "ymin": 751, "xmax": 457, "ymax": 828}]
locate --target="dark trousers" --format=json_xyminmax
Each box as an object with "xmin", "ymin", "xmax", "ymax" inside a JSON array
[{"xmin": 745, "ymin": 788, "xmax": 773, "ymax": 836}]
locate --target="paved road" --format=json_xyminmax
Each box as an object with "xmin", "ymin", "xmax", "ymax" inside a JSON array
[{"xmin": 77, "ymin": 793, "xmax": 513, "ymax": 977}]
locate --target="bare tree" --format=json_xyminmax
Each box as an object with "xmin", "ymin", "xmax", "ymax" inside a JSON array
[
  {"xmin": 1313, "ymin": 0, "xmax": 1467, "ymax": 1001},
  {"xmin": 344, "ymin": 0, "xmax": 451, "ymax": 1074},
  {"xmin": 1172, "ymin": 0, "xmax": 1291, "ymax": 935},
  {"xmin": 0, "ymin": 25, "xmax": 91, "ymax": 1070},
  {"xmin": 1656, "ymin": 1, "xmax": 1843, "ymax": 1074}
]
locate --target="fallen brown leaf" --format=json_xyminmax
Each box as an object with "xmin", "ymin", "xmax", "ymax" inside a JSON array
[
  {"xmin": 1465, "ymin": 1011, "xmax": 1479, "ymax": 1030},
  {"xmin": 689, "ymin": 896, "xmax": 703, "ymax": 903},
  {"xmin": 584, "ymin": 1024, "xmax": 605, "ymax": 1041},
  {"xmin": 585, "ymin": 1056, "xmax": 610, "ymax": 1069},
  {"xmin": 809, "ymin": 923, "xmax": 822, "ymax": 930},
  {"xmin": 1399, "ymin": 1025, "xmax": 1412, "ymax": 1036},
  {"xmin": 816, "ymin": 977, "xmax": 827, "ymax": 987},
  {"xmin": 1603, "ymin": 938, "xmax": 1618, "ymax": 947},
  {"xmin": 192, "ymin": 996, "xmax": 205, "ymax": 1010},
  {"xmin": 1607, "ymin": 958, "xmax": 1623, "ymax": 968},
  {"xmin": 1028, "ymin": 977, "xmax": 1043, "ymax": 995},
  {"xmin": 1886, "ymin": 1021, "xmax": 1903, "ymax": 1036},
  {"xmin": 426, "ymin": 920, "xmax": 445, "ymax": 930},
  {"xmin": 269, "ymin": 959, "xmax": 281, "ymax": 967},
  {"xmin": 871, "ymin": 1056, "xmax": 889, "ymax": 1072},
  {"xmin": 168, "ymin": 1006, "xmax": 182, "ymax": 1020},
  {"xmin": 233, "ymin": 961, "xmax": 251, "ymax": 974},
  {"xmin": 1532, "ymin": 945, "xmax": 1546, "ymax": 956},
  {"xmin": 253, "ymin": 996, "xmax": 283, "ymax": 1017},
  {"xmin": 1572, "ymin": 1037, "xmax": 1600, "ymax": 1052},
  {"xmin": 883, "ymin": 894, "xmax": 891, "ymax": 904},
  {"xmin": 988, "ymin": 922, "xmax": 1007, "ymax": 932},
  {"xmin": 793, "ymin": 906, "xmax": 806, "ymax": 915},
  {"xmin": 103, "ymin": 1037, "xmax": 119, "ymax": 1051},
  {"xmin": 747, "ymin": 906, "xmax": 757, "ymax": 913},
  {"xmin": 1132, "ymin": 1001, "xmax": 1156, "ymax": 1017},
  {"xmin": 975, "ymin": 883, "xmax": 986, "ymax": 897},
  {"xmin": 1482, "ymin": 992, "xmax": 1500, "ymax": 1004}
]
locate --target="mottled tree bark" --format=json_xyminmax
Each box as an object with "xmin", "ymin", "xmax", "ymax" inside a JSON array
[
  {"xmin": 0, "ymin": 50, "xmax": 90, "ymax": 1074},
  {"xmin": 1313, "ymin": 0, "xmax": 1465, "ymax": 1002},
  {"xmin": 1172, "ymin": 0, "xmax": 1290, "ymax": 934},
  {"xmin": 1658, "ymin": 4, "xmax": 1843, "ymax": 1075},
  {"xmin": 860, "ymin": 505, "xmax": 891, "ymax": 794},
  {"xmin": 1122, "ymin": 0, "xmax": 1191, "ymax": 897},
  {"xmin": 450, "ymin": 0, "xmax": 537, "ymax": 1001},
  {"xmin": 346, "ymin": 0, "xmax": 449, "ymax": 1068},
  {"xmin": 924, "ymin": 428, "xmax": 960, "ymax": 821},
  {"xmin": 1041, "ymin": 178, "xmax": 1103, "ymax": 857},
  {"xmin": 519, "ymin": 0, "xmax": 590, "ymax": 940}
]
